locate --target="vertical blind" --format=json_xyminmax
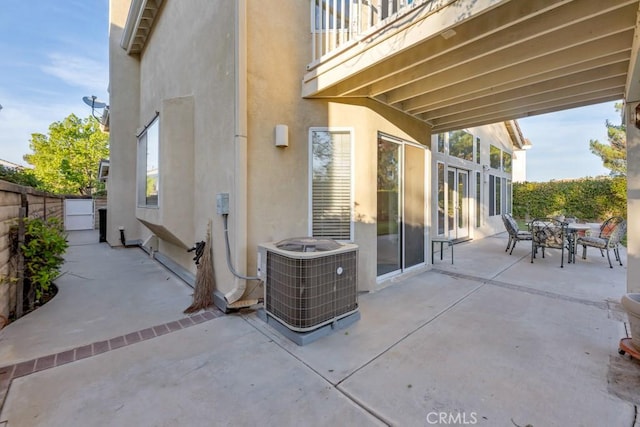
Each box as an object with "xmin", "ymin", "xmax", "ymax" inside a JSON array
[{"xmin": 311, "ymin": 130, "xmax": 352, "ymax": 240}]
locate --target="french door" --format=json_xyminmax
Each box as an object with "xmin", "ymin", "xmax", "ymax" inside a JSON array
[
  {"xmin": 446, "ymin": 168, "xmax": 470, "ymax": 240},
  {"xmin": 377, "ymin": 135, "xmax": 425, "ymax": 277}
]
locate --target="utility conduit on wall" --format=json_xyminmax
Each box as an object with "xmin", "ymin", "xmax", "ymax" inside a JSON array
[{"xmin": 225, "ymin": 0, "xmax": 249, "ymax": 305}]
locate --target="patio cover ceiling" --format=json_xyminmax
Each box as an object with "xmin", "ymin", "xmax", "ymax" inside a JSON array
[{"xmin": 302, "ymin": 0, "xmax": 640, "ymax": 133}]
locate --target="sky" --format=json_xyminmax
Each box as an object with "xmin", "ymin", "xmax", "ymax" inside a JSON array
[
  {"xmin": 518, "ymin": 100, "xmax": 621, "ymax": 182},
  {"xmin": 0, "ymin": 1, "xmax": 623, "ymax": 183},
  {"xmin": 0, "ymin": 1, "xmax": 109, "ymax": 167}
]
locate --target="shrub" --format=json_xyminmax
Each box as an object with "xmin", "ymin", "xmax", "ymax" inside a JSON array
[
  {"xmin": 513, "ymin": 177, "xmax": 626, "ymax": 221},
  {"xmin": 19, "ymin": 217, "xmax": 68, "ymax": 305},
  {"xmin": 0, "ymin": 165, "xmax": 43, "ymax": 189}
]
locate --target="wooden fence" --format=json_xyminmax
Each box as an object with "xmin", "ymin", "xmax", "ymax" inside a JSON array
[{"xmin": 0, "ymin": 180, "xmax": 64, "ymax": 327}]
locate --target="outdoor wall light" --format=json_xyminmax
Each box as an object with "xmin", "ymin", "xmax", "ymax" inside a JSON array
[
  {"xmin": 275, "ymin": 124, "xmax": 289, "ymax": 147},
  {"xmin": 635, "ymin": 104, "xmax": 640, "ymax": 130}
]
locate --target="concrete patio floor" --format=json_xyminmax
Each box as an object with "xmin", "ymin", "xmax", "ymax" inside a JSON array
[{"xmin": 0, "ymin": 230, "xmax": 638, "ymax": 426}]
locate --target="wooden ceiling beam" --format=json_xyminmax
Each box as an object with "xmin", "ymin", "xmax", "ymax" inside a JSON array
[{"xmin": 428, "ymin": 86, "xmax": 624, "ymax": 132}]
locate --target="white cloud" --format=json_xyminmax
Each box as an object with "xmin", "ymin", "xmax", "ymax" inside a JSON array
[
  {"xmin": 0, "ymin": 93, "xmax": 87, "ymax": 165},
  {"xmin": 41, "ymin": 52, "xmax": 109, "ymax": 93}
]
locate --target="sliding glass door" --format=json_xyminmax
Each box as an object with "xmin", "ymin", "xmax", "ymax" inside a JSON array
[
  {"xmin": 377, "ymin": 135, "xmax": 425, "ymax": 277},
  {"xmin": 377, "ymin": 138, "xmax": 401, "ymax": 276}
]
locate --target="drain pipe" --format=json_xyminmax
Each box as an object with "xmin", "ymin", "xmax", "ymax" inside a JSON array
[{"xmin": 225, "ymin": 0, "xmax": 249, "ymax": 305}]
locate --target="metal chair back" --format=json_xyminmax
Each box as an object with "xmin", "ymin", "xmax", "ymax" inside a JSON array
[{"xmin": 530, "ymin": 217, "xmax": 567, "ymax": 267}]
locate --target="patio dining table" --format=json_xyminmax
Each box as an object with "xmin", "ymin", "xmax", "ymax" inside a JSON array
[
  {"xmin": 528, "ymin": 221, "xmax": 593, "ymax": 265},
  {"xmin": 566, "ymin": 223, "xmax": 591, "ymax": 263}
]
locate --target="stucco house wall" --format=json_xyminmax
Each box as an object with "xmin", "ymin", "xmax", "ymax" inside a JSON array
[
  {"xmin": 244, "ymin": 1, "xmax": 432, "ymax": 293},
  {"xmin": 108, "ymin": 0, "xmax": 525, "ymax": 306},
  {"xmin": 431, "ymin": 122, "xmax": 522, "ymax": 241},
  {"xmin": 107, "ymin": 1, "xmax": 142, "ymax": 248}
]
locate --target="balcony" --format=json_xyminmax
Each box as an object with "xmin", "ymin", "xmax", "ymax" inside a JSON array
[{"xmin": 303, "ymin": 0, "xmax": 640, "ymax": 133}]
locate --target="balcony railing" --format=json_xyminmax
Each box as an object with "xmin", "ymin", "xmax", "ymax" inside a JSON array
[{"xmin": 310, "ymin": 0, "xmax": 428, "ymax": 67}]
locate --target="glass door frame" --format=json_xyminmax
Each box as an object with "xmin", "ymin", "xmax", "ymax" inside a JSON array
[
  {"xmin": 376, "ymin": 134, "xmax": 427, "ymax": 280},
  {"xmin": 438, "ymin": 165, "xmax": 470, "ymax": 241},
  {"xmin": 453, "ymin": 168, "xmax": 469, "ymax": 240}
]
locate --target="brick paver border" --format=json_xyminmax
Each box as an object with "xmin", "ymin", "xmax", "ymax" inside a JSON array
[{"xmin": 0, "ymin": 308, "xmax": 224, "ymax": 412}]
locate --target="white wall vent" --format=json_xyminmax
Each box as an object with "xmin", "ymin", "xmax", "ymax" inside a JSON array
[{"xmin": 258, "ymin": 238, "xmax": 358, "ymax": 332}]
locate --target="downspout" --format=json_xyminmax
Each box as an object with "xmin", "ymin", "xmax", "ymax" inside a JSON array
[{"xmin": 225, "ymin": 0, "xmax": 248, "ymax": 304}]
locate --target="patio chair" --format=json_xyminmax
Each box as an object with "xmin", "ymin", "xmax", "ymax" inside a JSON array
[
  {"xmin": 530, "ymin": 218, "xmax": 567, "ymax": 268},
  {"xmin": 501, "ymin": 213, "xmax": 532, "ymax": 255},
  {"xmin": 576, "ymin": 216, "xmax": 626, "ymax": 268}
]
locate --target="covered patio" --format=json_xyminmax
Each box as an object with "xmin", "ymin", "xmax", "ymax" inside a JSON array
[
  {"xmin": 0, "ymin": 230, "xmax": 637, "ymax": 425},
  {"xmin": 302, "ymin": 0, "xmax": 640, "ymax": 296}
]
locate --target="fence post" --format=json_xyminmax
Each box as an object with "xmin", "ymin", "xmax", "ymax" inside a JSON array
[{"xmin": 15, "ymin": 205, "xmax": 26, "ymax": 319}]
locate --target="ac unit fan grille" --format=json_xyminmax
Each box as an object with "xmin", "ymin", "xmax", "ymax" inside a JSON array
[{"xmin": 265, "ymin": 250, "xmax": 357, "ymax": 331}]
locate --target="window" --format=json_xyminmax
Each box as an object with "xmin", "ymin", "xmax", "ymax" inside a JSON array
[
  {"xmin": 495, "ymin": 176, "xmax": 502, "ymax": 216},
  {"xmin": 476, "ymin": 171, "xmax": 481, "ymax": 227},
  {"xmin": 501, "ymin": 177, "xmax": 507, "ymax": 214},
  {"xmin": 489, "ymin": 174, "xmax": 495, "ymax": 216},
  {"xmin": 448, "ymin": 130, "xmax": 473, "ymax": 161},
  {"xmin": 506, "ymin": 179, "xmax": 512, "ymax": 214},
  {"xmin": 437, "ymin": 162, "xmax": 445, "ymax": 234},
  {"xmin": 488, "ymin": 175, "xmax": 504, "ymax": 216},
  {"xmin": 310, "ymin": 129, "xmax": 352, "ymax": 240},
  {"xmin": 490, "ymin": 145, "xmax": 501, "ymax": 169},
  {"xmin": 137, "ymin": 116, "xmax": 159, "ymax": 207},
  {"xmin": 475, "ymin": 137, "xmax": 481, "ymax": 164},
  {"xmin": 502, "ymin": 151, "xmax": 512, "ymax": 173},
  {"xmin": 437, "ymin": 133, "xmax": 445, "ymax": 153}
]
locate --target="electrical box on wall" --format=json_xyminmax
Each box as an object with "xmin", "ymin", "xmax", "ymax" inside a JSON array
[{"xmin": 217, "ymin": 193, "xmax": 229, "ymax": 215}]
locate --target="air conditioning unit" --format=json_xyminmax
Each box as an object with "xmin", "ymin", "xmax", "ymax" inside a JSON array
[{"xmin": 258, "ymin": 237, "xmax": 358, "ymax": 332}]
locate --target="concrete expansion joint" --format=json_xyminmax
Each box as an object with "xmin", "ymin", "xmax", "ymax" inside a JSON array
[
  {"xmin": 0, "ymin": 308, "xmax": 224, "ymax": 413},
  {"xmin": 335, "ymin": 385, "xmax": 393, "ymax": 426},
  {"xmin": 433, "ymin": 269, "xmax": 608, "ymax": 310},
  {"xmin": 334, "ymin": 288, "xmax": 483, "ymax": 425},
  {"xmin": 241, "ymin": 314, "xmax": 391, "ymax": 425},
  {"xmin": 337, "ymin": 287, "xmax": 484, "ymax": 414}
]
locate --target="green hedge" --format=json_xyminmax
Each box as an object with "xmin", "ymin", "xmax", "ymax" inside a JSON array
[{"xmin": 513, "ymin": 177, "xmax": 626, "ymax": 222}]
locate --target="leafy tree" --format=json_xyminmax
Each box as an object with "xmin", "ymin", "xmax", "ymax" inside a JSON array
[
  {"xmin": 589, "ymin": 103, "xmax": 626, "ymax": 176},
  {"xmin": 24, "ymin": 114, "xmax": 109, "ymax": 195},
  {"xmin": 0, "ymin": 165, "xmax": 43, "ymax": 189}
]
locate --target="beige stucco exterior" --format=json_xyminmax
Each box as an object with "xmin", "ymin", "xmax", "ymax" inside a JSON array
[
  {"xmin": 108, "ymin": 0, "xmax": 639, "ymax": 309},
  {"xmin": 107, "ymin": 1, "xmax": 142, "ymax": 248},
  {"xmin": 626, "ymin": 101, "xmax": 640, "ymax": 293},
  {"xmin": 108, "ymin": 0, "xmax": 441, "ymax": 300}
]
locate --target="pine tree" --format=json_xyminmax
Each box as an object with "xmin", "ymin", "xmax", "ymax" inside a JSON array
[{"xmin": 589, "ymin": 103, "xmax": 626, "ymax": 177}]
